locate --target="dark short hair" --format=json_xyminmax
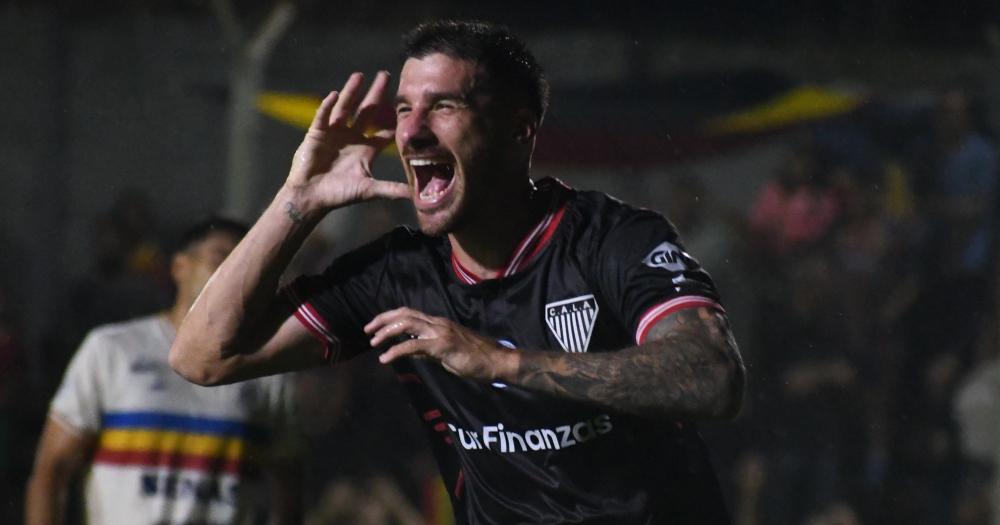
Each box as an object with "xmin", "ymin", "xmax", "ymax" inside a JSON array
[
  {"xmin": 173, "ymin": 216, "xmax": 248, "ymax": 255},
  {"xmin": 402, "ymin": 20, "xmax": 549, "ymax": 124}
]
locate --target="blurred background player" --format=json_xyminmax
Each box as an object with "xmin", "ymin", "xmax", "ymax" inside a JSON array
[{"xmin": 25, "ymin": 217, "xmax": 302, "ymax": 525}]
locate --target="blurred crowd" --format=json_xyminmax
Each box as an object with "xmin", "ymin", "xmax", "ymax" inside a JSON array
[
  {"xmin": 703, "ymin": 86, "xmax": 1000, "ymax": 525},
  {"xmin": 1, "ymin": 85, "xmax": 998, "ymax": 525}
]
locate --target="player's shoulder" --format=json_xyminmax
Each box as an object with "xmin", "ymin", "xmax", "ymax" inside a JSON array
[
  {"xmin": 84, "ymin": 314, "xmax": 159, "ymax": 340},
  {"xmin": 79, "ymin": 315, "xmax": 163, "ymax": 353},
  {"xmin": 350, "ymin": 225, "xmax": 438, "ymax": 257},
  {"xmin": 326, "ymin": 225, "xmax": 426, "ymax": 268},
  {"xmin": 321, "ymin": 226, "xmax": 444, "ymax": 284},
  {"xmin": 385, "ymin": 224, "xmax": 433, "ymax": 247},
  {"xmin": 563, "ymin": 183, "xmax": 671, "ymax": 238},
  {"xmin": 376, "ymin": 225, "xmax": 448, "ymax": 264}
]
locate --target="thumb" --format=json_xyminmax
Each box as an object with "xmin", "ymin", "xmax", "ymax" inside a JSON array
[{"xmin": 366, "ymin": 180, "xmax": 411, "ymax": 201}]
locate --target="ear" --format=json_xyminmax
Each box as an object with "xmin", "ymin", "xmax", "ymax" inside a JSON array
[
  {"xmin": 512, "ymin": 108, "xmax": 538, "ymax": 144},
  {"xmin": 169, "ymin": 253, "xmax": 188, "ymax": 286}
]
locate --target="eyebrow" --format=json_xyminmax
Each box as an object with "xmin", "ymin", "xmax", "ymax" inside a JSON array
[{"xmin": 394, "ymin": 89, "xmax": 482, "ymax": 106}]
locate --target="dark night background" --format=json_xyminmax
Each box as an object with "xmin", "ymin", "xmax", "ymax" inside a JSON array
[{"xmin": 3, "ymin": 1, "xmax": 1000, "ymax": 523}]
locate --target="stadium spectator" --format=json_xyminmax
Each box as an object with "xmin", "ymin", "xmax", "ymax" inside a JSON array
[{"xmin": 748, "ymin": 142, "xmax": 842, "ymax": 258}]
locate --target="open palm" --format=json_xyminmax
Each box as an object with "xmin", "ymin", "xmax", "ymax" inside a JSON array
[{"xmin": 287, "ymin": 71, "xmax": 409, "ymax": 209}]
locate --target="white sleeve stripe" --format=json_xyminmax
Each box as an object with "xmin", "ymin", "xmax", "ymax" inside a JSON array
[
  {"xmin": 283, "ymin": 285, "xmax": 339, "ymax": 344},
  {"xmin": 295, "ymin": 303, "xmax": 338, "ymax": 343},
  {"xmin": 635, "ymin": 296, "xmax": 724, "ymax": 344}
]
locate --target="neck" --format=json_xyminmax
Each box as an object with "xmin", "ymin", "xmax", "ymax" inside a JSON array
[
  {"xmin": 164, "ymin": 298, "xmax": 192, "ymax": 330},
  {"xmin": 448, "ymin": 179, "xmax": 545, "ymax": 278}
]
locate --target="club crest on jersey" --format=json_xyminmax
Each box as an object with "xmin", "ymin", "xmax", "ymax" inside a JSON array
[
  {"xmin": 545, "ymin": 295, "xmax": 599, "ymax": 353},
  {"xmin": 642, "ymin": 241, "xmax": 689, "ymax": 272}
]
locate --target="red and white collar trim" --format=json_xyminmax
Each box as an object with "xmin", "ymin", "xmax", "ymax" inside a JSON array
[
  {"xmin": 451, "ymin": 256, "xmax": 480, "ymax": 285},
  {"xmin": 450, "ymin": 189, "xmax": 568, "ymax": 284}
]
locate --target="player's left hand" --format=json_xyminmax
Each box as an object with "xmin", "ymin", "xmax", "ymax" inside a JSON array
[{"xmin": 365, "ymin": 307, "xmax": 515, "ymax": 382}]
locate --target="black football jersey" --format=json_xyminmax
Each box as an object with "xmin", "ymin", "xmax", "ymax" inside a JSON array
[{"xmin": 286, "ymin": 178, "xmax": 731, "ymax": 524}]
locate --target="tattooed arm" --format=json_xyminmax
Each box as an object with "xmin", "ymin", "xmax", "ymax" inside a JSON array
[
  {"xmin": 370, "ymin": 306, "xmax": 745, "ymax": 421},
  {"xmin": 514, "ymin": 307, "xmax": 744, "ymax": 420}
]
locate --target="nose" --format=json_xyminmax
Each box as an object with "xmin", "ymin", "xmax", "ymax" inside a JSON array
[{"xmin": 396, "ymin": 109, "xmax": 438, "ymax": 152}]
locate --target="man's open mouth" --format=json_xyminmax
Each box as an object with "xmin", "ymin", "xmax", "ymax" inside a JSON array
[{"xmin": 410, "ymin": 158, "xmax": 456, "ymax": 204}]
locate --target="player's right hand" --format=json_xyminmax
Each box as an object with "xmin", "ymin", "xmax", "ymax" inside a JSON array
[{"xmin": 285, "ymin": 71, "xmax": 409, "ymax": 212}]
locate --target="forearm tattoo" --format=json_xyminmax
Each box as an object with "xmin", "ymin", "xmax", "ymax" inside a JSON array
[
  {"xmin": 284, "ymin": 201, "xmax": 305, "ymax": 225},
  {"xmin": 515, "ymin": 307, "xmax": 745, "ymax": 420}
]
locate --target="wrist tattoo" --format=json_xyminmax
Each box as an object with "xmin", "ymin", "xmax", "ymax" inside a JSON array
[{"xmin": 284, "ymin": 202, "xmax": 305, "ymax": 225}]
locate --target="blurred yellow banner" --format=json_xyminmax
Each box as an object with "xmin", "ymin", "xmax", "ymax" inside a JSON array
[
  {"xmin": 257, "ymin": 91, "xmax": 398, "ymax": 154},
  {"xmin": 704, "ymin": 86, "xmax": 863, "ymax": 135}
]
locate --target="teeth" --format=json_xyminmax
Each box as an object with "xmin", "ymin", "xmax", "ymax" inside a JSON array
[
  {"xmin": 409, "ymin": 158, "xmax": 453, "ymax": 202},
  {"xmin": 420, "ymin": 186, "xmax": 447, "ymax": 200}
]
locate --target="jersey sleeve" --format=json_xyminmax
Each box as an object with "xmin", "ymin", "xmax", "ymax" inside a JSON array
[
  {"xmin": 281, "ymin": 233, "xmax": 395, "ymax": 361},
  {"xmin": 593, "ymin": 208, "xmax": 724, "ymax": 345},
  {"xmin": 49, "ymin": 331, "xmax": 107, "ymax": 436}
]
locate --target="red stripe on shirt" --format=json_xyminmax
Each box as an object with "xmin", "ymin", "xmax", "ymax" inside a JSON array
[
  {"xmin": 284, "ymin": 285, "xmax": 338, "ymax": 362},
  {"xmin": 450, "ymin": 199, "xmax": 567, "ymax": 282},
  {"xmin": 93, "ymin": 449, "xmax": 243, "ymax": 475},
  {"xmin": 454, "ymin": 469, "xmax": 465, "ymax": 499},
  {"xmin": 518, "ymin": 204, "xmax": 567, "ymax": 270},
  {"xmin": 291, "ymin": 307, "xmax": 336, "ymax": 362},
  {"xmin": 502, "ymin": 211, "xmax": 552, "ymax": 276},
  {"xmin": 635, "ymin": 296, "xmax": 724, "ymax": 344},
  {"xmin": 450, "ymin": 255, "xmax": 479, "ymax": 284}
]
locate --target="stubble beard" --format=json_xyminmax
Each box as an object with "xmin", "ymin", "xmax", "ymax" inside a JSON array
[{"xmin": 416, "ymin": 199, "xmax": 466, "ymax": 237}]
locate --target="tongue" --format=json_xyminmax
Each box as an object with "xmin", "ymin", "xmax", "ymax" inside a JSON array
[{"xmin": 424, "ymin": 175, "xmax": 450, "ymax": 195}]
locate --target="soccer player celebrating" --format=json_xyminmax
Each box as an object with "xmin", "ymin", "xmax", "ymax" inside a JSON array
[{"xmin": 170, "ymin": 20, "xmax": 745, "ymax": 524}]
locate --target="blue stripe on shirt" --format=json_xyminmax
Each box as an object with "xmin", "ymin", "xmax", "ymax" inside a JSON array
[{"xmin": 101, "ymin": 411, "xmax": 268, "ymax": 442}]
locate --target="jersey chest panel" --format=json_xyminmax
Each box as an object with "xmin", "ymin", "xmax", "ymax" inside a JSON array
[
  {"xmin": 384, "ymin": 242, "xmax": 703, "ymax": 523},
  {"xmin": 395, "ymin": 242, "xmax": 631, "ymax": 359}
]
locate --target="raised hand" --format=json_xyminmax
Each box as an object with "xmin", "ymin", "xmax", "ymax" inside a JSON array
[
  {"xmin": 287, "ymin": 71, "xmax": 410, "ymax": 211},
  {"xmin": 365, "ymin": 307, "xmax": 517, "ymax": 382}
]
